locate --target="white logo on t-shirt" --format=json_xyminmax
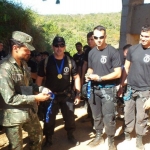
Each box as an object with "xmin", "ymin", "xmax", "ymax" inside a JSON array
[
  {"xmin": 143, "ymin": 54, "xmax": 150, "ymax": 63},
  {"xmin": 100, "ymin": 55, "xmax": 107, "ymax": 64},
  {"xmin": 64, "ymin": 67, "xmax": 69, "ymax": 73}
]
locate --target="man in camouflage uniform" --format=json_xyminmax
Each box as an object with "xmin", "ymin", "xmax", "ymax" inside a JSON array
[{"xmin": 0, "ymin": 31, "xmax": 50, "ymax": 150}]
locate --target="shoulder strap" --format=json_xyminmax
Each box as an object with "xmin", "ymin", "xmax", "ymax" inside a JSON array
[
  {"xmin": 66, "ymin": 55, "xmax": 72, "ymax": 83},
  {"xmin": 44, "ymin": 56, "xmax": 49, "ymax": 74}
]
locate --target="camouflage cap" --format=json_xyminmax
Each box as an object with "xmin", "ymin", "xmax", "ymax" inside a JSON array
[{"xmin": 12, "ymin": 31, "xmax": 35, "ymax": 51}]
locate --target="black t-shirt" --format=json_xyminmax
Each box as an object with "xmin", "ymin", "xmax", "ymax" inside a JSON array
[
  {"xmin": 127, "ymin": 44, "xmax": 150, "ymax": 90},
  {"xmin": 84, "ymin": 47, "xmax": 92, "ymax": 62},
  {"xmin": 38, "ymin": 54, "xmax": 78, "ymax": 92},
  {"xmin": 88, "ymin": 45, "xmax": 121, "ymax": 85},
  {"xmin": 27, "ymin": 59, "xmax": 37, "ymax": 73},
  {"xmin": 0, "ymin": 51, "xmax": 7, "ymax": 60},
  {"xmin": 73, "ymin": 53, "xmax": 84, "ymax": 67}
]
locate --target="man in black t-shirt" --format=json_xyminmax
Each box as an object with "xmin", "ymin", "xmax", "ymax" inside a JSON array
[
  {"xmin": 36, "ymin": 36, "xmax": 81, "ymax": 147},
  {"xmin": 85, "ymin": 25, "xmax": 121, "ymax": 150},
  {"xmin": 27, "ymin": 59, "xmax": 38, "ymax": 83},
  {"xmin": 73, "ymin": 42, "xmax": 84, "ymax": 78},
  {"xmin": 81, "ymin": 32, "xmax": 96, "ymax": 86},
  {"xmin": 80, "ymin": 32, "xmax": 96, "ymax": 125},
  {"xmin": 117, "ymin": 25, "xmax": 150, "ymax": 150}
]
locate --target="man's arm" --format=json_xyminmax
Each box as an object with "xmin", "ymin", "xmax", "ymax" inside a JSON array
[
  {"xmin": 73, "ymin": 74, "xmax": 81, "ymax": 105},
  {"xmin": 81, "ymin": 61, "xmax": 88, "ymax": 86},
  {"xmin": 87, "ymin": 67, "xmax": 122, "ymax": 82},
  {"xmin": 31, "ymin": 72, "xmax": 37, "ymax": 81},
  {"xmin": 117, "ymin": 60, "xmax": 131, "ymax": 97},
  {"xmin": 120, "ymin": 60, "xmax": 131, "ymax": 86},
  {"xmin": 0, "ymin": 68, "xmax": 49, "ymax": 106},
  {"xmin": 36, "ymin": 76, "xmax": 44, "ymax": 86}
]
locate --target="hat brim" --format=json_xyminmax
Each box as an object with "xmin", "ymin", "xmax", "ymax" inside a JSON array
[
  {"xmin": 53, "ymin": 42, "xmax": 65, "ymax": 45},
  {"xmin": 23, "ymin": 43, "xmax": 35, "ymax": 51}
]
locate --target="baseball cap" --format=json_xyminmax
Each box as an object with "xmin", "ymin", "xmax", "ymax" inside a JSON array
[
  {"xmin": 12, "ymin": 31, "xmax": 35, "ymax": 51},
  {"xmin": 52, "ymin": 36, "xmax": 65, "ymax": 45},
  {"xmin": 42, "ymin": 51, "xmax": 49, "ymax": 56}
]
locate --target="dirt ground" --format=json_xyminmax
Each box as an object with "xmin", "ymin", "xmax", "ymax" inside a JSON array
[{"xmin": 0, "ymin": 104, "xmax": 150, "ymax": 150}]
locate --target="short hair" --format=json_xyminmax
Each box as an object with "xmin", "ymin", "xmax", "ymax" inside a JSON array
[
  {"xmin": 10, "ymin": 39, "xmax": 24, "ymax": 48},
  {"xmin": 123, "ymin": 44, "xmax": 132, "ymax": 51},
  {"xmin": 141, "ymin": 24, "xmax": 150, "ymax": 32},
  {"xmin": 83, "ymin": 45, "xmax": 90, "ymax": 49},
  {"xmin": 87, "ymin": 32, "xmax": 93, "ymax": 38},
  {"xmin": 75, "ymin": 42, "xmax": 82, "ymax": 46},
  {"xmin": 93, "ymin": 25, "xmax": 106, "ymax": 34},
  {"xmin": 9, "ymin": 39, "xmax": 24, "ymax": 52}
]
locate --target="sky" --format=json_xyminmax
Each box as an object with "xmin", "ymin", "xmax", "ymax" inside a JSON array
[{"xmin": 11, "ymin": 0, "xmax": 150, "ymax": 15}]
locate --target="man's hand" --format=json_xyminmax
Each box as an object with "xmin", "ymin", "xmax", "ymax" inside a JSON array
[
  {"xmin": 143, "ymin": 99, "xmax": 150, "ymax": 110},
  {"xmin": 117, "ymin": 86, "xmax": 124, "ymax": 97},
  {"xmin": 88, "ymin": 74, "xmax": 99, "ymax": 81},
  {"xmin": 35, "ymin": 93, "xmax": 50, "ymax": 102},
  {"xmin": 74, "ymin": 96, "xmax": 80, "ymax": 105},
  {"xmin": 85, "ymin": 73, "xmax": 91, "ymax": 82},
  {"xmin": 39, "ymin": 86, "xmax": 51, "ymax": 94}
]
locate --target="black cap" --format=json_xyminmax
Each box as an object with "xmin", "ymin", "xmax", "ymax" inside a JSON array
[
  {"xmin": 52, "ymin": 36, "xmax": 65, "ymax": 45},
  {"xmin": 42, "ymin": 51, "xmax": 49, "ymax": 56}
]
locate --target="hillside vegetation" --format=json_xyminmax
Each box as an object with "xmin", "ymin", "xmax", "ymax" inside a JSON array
[{"xmin": 0, "ymin": 0, "xmax": 121, "ymax": 55}]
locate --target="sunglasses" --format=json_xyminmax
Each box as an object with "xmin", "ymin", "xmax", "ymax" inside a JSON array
[
  {"xmin": 54, "ymin": 43, "xmax": 65, "ymax": 48},
  {"xmin": 93, "ymin": 36, "xmax": 105, "ymax": 40}
]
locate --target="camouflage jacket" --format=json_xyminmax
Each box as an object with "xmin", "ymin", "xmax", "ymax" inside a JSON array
[{"xmin": 0, "ymin": 56, "xmax": 39, "ymax": 126}]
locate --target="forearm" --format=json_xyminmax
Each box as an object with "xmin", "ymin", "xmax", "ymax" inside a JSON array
[
  {"xmin": 101, "ymin": 70, "xmax": 121, "ymax": 81},
  {"xmin": 81, "ymin": 62, "xmax": 87, "ymax": 81},
  {"xmin": 120, "ymin": 67, "xmax": 128, "ymax": 87},
  {"xmin": 74, "ymin": 74, "xmax": 81, "ymax": 93}
]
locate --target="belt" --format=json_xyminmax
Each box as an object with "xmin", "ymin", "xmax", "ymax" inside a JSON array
[
  {"xmin": 94, "ymin": 84, "xmax": 115, "ymax": 89},
  {"xmin": 53, "ymin": 90, "xmax": 72, "ymax": 97},
  {"xmin": 99, "ymin": 84, "xmax": 115, "ymax": 88}
]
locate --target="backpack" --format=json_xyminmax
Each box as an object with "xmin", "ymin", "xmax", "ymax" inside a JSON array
[{"xmin": 44, "ymin": 55, "xmax": 72, "ymax": 84}]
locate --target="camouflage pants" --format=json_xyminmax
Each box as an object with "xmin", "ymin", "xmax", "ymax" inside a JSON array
[{"xmin": 5, "ymin": 115, "xmax": 43, "ymax": 150}]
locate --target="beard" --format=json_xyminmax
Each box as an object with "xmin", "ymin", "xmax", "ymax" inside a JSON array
[{"xmin": 20, "ymin": 55, "xmax": 30, "ymax": 61}]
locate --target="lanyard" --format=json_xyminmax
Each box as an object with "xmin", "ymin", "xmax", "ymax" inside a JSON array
[
  {"xmin": 87, "ymin": 81, "xmax": 91, "ymax": 99},
  {"xmin": 45, "ymin": 92, "xmax": 55, "ymax": 123},
  {"xmin": 53, "ymin": 55, "xmax": 64, "ymax": 79}
]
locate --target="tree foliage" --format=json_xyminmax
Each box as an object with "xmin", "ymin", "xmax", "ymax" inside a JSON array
[{"xmin": 0, "ymin": 0, "xmax": 121, "ymax": 55}]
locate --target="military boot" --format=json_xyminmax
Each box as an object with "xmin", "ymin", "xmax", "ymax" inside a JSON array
[
  {"xmin": 67, "ymin": 132, "xmax": 80, "ymax": 146},
  {"xmin": 88, "ymin": 130, "xmax": 104, "ymax": 147},
  {"xmin": 136, "ymin": 134, "xmax": 145, "ymax": 150},
  {"xmin": 108, "ymin": 136, "xmax": 116, "ymax": 150},
  {"xmin": 43, "ymin": 135, "xmax": 52, "ymax": 147},
  {"xmin": 115, "ymin": 132, "xmax": 131, "ymax": 141}
]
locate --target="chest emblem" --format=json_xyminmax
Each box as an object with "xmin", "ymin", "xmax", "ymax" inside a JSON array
[
  {"xmin": 100, "ymin": 55, "xmax": 107, "ymax": 64},
  {"xmin": 143, "ymin": 54, "xmax": 150, "ymax": 63},
  {"xmin": 64, "ymin": 67, "xmax": 69, "ymax": 73}
]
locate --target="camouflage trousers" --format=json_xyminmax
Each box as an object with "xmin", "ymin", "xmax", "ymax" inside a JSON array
[{"xmin": 5, "ymin": 115, "xmax": 43, "ymax": 150}]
